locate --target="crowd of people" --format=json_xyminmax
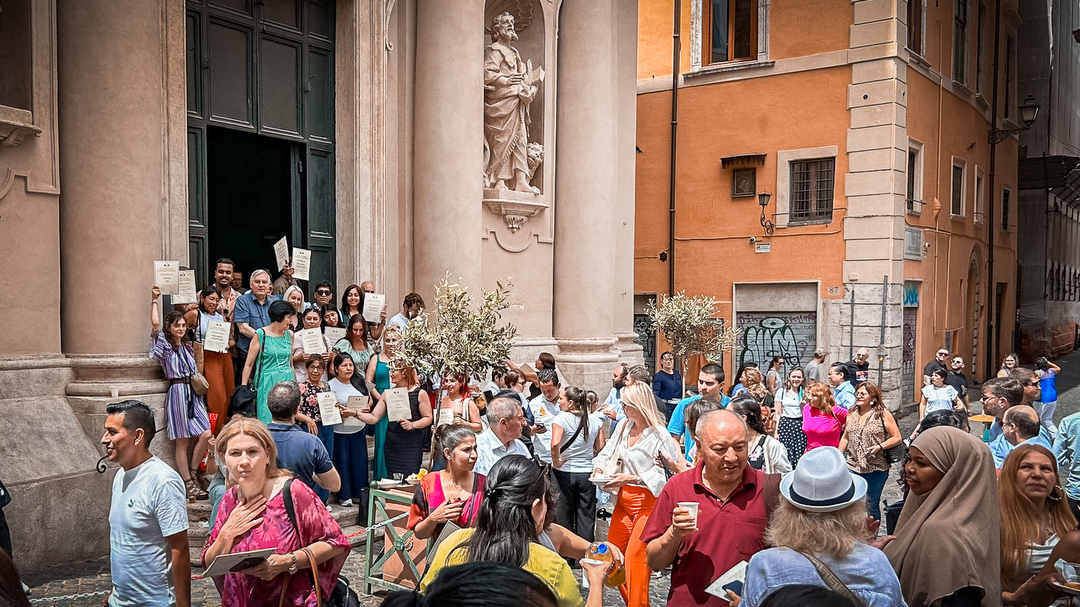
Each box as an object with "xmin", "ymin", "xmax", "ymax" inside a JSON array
[{"xmin": 5, "ymin": 259, "xmax": 1074, "ymax": 607}]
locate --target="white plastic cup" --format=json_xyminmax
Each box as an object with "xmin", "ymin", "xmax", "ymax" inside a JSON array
[{"xmin": 677, "ymin": 501, "xmax": 699, "ymax": 530}]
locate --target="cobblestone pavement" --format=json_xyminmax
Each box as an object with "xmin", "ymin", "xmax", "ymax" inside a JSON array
[{"xmin": 21, "ymin": 349, "xmax": 1080, "ymax": 606}]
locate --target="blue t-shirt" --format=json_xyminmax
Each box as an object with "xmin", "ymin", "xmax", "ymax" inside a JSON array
[
  {"xmin": 652, "ymin": 370, "xmax": 683, "ymax": 401},
  {"xmin": 1039, "ymin": 368, "xmax": 1058, "ymax": 403},
  {"xmin": 109, "ymin": 457, "xmax": 188, "ymax": 607},
  {"xmin": 268, "ymin": 422, "xmax": 334, "ymax": 492},
  {"xmin": 666, "ymin": 393, "xmax": 731, "ymax": 462}
]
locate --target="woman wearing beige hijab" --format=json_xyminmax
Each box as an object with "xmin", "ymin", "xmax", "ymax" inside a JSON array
[{"xmin": 884, "ymin": 426, "xmax": 1000, "ymax": 607}]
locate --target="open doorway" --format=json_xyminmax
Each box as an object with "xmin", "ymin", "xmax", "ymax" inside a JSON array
[{"xmin": 206, "ymin": 126, "xmax": 300, "ymax": 289}]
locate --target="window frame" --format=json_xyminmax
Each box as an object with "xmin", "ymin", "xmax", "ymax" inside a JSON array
[
  {"xmin": 975, "ymin": 2, "xmax": 987, "ymax": 94},
  {"xmin": 1001, "ymin": 187, "xmax": 1011, "ymax": 232},
  {"xmin": 974, "ymin": 166, "xmax": 985, "ymax": 224},
  {"xmin": 702, "ymin": 0, "xmax": 758, "ymax": 66},
  {"xmin": 775, "ymin": 146, "xmax": 838, "ymax": 229},
  {"xmin": 951, "ymin": 158, "xmax": 967, "ymax": 218},
  {"xmin": 952, "ymin": 0, "xmax": 969, "ymax": 85},
  {"xmin": 907, "ymin": 140, "xmax": 924, "ymax": 216},
  {"xmin": 788, "ymin": 157, "xmax": 836, "ymax": 225},
  {"xmin": 907, "ymin": 0, "xmax": 924, "ymax": 56}
]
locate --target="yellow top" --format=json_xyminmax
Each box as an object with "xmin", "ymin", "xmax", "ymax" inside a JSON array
[{"xmin": 419, "ymin": 528, "xmax": 584, "ymax": 607}]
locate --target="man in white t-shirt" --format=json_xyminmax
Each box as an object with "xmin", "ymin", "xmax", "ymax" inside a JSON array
[
  {"xmin": 388, "ymin": 292, "xmax": 424, "ymax": 329},
  {"xmin": 529, "ymin": 369, "xmax": 563, "ymax": 464},
  {"xmin": 101, "ymin": 400, "xmax": 190, "ymax": 607}
]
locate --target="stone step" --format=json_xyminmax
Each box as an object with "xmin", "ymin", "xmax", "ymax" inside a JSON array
[{"xmin": 188, "ymin": 502, "xmax": 366, "ymax": 566}]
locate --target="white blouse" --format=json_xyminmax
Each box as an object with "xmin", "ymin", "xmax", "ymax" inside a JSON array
[{"xmin": 592, "ymin": 419, "xmax": 680, "ymax": 497}]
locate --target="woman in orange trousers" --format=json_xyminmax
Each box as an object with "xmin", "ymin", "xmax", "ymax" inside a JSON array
[
  {"xmin": 592, "ymin": 382, "xmax": 680, "ymax": 606},
  {"xmin": 185, "ymin": 285, "xmax": 234, "ymax": 433}
]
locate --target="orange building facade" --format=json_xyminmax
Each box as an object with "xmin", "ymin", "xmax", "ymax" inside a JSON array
[{"xmin": 634, "ymin": 0, "xmax": 1021, "ymax": 407}]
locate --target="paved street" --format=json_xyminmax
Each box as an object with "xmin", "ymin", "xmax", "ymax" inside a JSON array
[{"xmin": 20, "ymin": 349, "xmax": 1080, "ymax": 606}]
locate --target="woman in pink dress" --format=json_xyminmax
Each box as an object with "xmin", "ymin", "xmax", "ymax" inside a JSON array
[
  {"xmin": 802, "ymin": 381, "xmax": 849, "ymax": 453},
  {"xmin": 202, "ymin": 419, "xmax": 350, "ymax": 607}
]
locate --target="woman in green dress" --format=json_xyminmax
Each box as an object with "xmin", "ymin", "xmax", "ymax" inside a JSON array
[
  {"xmin": 241, "ymin": 300, "xmax": 298, "ymax": 424},
  {"xmin": 366, "ymin": 325, "xmax": 399, "ymax": 480}
]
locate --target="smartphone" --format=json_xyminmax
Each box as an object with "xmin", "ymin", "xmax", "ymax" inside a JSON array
[
  {"xmin": 658, "ymin": 451, "xmax": 675, "ymax": 479},
  {"xmin": 722, "ymin": 580, "xmax": 744, "ymax": 598}
]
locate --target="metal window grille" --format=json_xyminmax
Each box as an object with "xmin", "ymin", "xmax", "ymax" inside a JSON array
[{"xmin": 790, "ymin": 158, "xmax": 835, "ymax": 222}]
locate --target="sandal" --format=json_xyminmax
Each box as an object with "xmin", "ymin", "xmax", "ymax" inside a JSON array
[{"xmin": 186, "ymin": 477, "xmax": 208, "ymax": 501}]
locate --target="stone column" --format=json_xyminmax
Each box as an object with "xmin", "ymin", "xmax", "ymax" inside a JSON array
[
  {"xmin": 412, "ymin": 0, "xmax": 485, "ymax": 299},
  {"xmin": 553, "ymin": 0, "xmax": 620, "ymax": 392},
  {"xmin": 612, "ymin": 0, "xmax": 643, "ymax": 366},
  {"xmin": 58, "ymin": 0, "xmax": 174, "ymax": 409}
]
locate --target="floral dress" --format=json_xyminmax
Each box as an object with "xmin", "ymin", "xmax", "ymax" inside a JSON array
[{"xmin": 204, "ymin": 480, "xmax": 350, "ymax": 607}]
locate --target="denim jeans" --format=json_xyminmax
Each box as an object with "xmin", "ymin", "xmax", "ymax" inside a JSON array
[{"xmin": 856, "ymin": 469, "xmax": 890, "ymax": 521}]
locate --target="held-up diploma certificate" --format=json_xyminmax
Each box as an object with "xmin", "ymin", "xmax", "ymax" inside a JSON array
[
  {"xmin": 362, "ymin": 293, "xmax": 385, "ymax": 324},
  {"xmin": 437, "ymin": 408, "xmax": 455, "ymax": 427},
  {"xmin": 273, "ymin": 236, "xmax": 289, "ymax": 270},
  {"xmin": 298, "ymin": 328, "xmax": 325, "ymax": 353},
  {"xmin": 173, "ymin": 270, "xmax": 198, "ymax": 304},
  {"xmin": 383, "ymin": 387, "xmax": 411, "ymax": 422},
  {"xmin": 292, "ymin": 247, "xmax": 311, "ymax": 281},
  {"xmin": 204, "ymin": 321, "xmax": 231, "ymax": 353},
  {"xmin": 202, "ymin": 547, "xmax": 277, "ymax": 578},
  {"xmin": 324, "ymin": 327, "xmax": 346, "ymax": 343},
  {"xmin": 154, "ymin": 261, "xmax": 180, "ymax": 295},
  {"xmin": 317, "ymin": 391, "xmax": 342, "ymax": 425}
]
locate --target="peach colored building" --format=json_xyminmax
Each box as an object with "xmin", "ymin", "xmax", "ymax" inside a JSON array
[
  {"xmin": 634, "ymin": 0, "xmax": 1020, "ymax": 406},
  {"xmin": 0, "ymin": 0, "xmax": 638, "ymax": 574}
]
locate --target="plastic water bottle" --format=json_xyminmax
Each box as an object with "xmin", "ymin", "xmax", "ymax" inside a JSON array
[{"xmin": 583, "ymin": 542, "xmax": 626, "ymax": 587}]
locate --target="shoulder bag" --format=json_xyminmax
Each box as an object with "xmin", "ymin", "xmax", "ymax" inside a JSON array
[
  {"xmin": 280, "ymin": 479, "xmax": 360, "ymax": 607},
  {"xmin": 878, "ymin": 412, "xmax": 905, "ymax": 465},
  {"xmin": 797, "ymin": 550, "xmax": 865, "ymax": 607}
]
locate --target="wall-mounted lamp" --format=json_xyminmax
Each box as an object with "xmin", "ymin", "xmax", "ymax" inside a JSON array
[
  {"xmin": 758, "ymin": 192, "xmax": 774, "ymax": 236},
  {"xmin": 988, "ymin": 95, "xmax": 1041, "ymax": 144}
]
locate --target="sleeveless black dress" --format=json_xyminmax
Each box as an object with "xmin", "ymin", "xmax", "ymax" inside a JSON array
[{"xmin": 384, "ymin": 388, "xmax": 426, "ymax": 476}]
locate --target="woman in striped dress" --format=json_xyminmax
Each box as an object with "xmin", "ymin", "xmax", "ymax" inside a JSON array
[{"xmin": 150, "ymin": 286, "xmax": 212, "ymax": 501}]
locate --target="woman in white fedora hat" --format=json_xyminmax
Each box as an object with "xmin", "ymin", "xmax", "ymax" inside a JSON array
[{"xmin": 740, "ymin": 447, "xmax": 905, "ymax": 607}]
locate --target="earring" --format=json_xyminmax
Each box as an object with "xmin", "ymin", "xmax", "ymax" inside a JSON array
[{"xmin": 1049, "ymin": 484, "xmax": 1064, "ymax": 502}]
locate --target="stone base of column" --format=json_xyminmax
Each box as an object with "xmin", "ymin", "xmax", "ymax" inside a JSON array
[
  {"xmin": 554, "ymin": 337, "xmax": 620, "ymax": 396},
  {"xmin": 0, "ymin": 355, "xmax": 115, "ymax": 575},
  {"xmin": 612, "ymin": 331, "xmax": 644, "ymax": 367}
]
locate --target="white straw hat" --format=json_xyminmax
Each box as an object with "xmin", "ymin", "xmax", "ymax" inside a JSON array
[{"xmin": 779, "ymin": 446, "xmax": 867, "ymax": 512}]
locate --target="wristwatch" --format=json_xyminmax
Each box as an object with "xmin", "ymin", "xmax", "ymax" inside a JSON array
[{"xmin": 288, "ymin": 552, "xmax": 298, "ymax": 574}]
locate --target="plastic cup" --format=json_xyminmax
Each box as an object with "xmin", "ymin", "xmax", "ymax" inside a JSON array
[{"xmin": 677, "ymin": 501, "xmax": 699, "ymax": 529}]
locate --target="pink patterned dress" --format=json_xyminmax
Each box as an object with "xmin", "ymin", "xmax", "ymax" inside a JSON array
[{"xmin": 204, "ymin": 479, "xmax": 351, "ymax": 606}]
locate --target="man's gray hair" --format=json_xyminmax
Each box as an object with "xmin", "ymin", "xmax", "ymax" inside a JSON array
[
  {"xmin": 267, "ymin": 381, "xmax": 301, "ymax": 420},
  {"xmin": 486, "ymin": 391, "xmax": 522, "ymax": 424},
  {"xmin": 1004, "ymin": 405, "xmax": 1040, "ymax": 440}
]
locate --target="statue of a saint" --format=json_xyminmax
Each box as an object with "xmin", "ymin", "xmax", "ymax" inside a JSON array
[{"xmin": 484, "ymin": 12, "xmax": 543, "ymax": 194}]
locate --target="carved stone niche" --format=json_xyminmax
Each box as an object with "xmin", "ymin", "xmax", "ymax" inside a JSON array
[{"xmin": 483, "ymin": 188, "xmax": 548, "ymax": 233}]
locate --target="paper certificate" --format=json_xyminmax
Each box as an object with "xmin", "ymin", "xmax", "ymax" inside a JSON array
[
  {"xmin": 384, "ymin": 387, "xmax": 411, "ymax": 422},
  {"xmin": 347, "ymin": 395, "xmax": 370, "ymax": 412},
  {"xmin": 299, "ymin": 328, "xmax": 325, "ymax": 353},
  {"xmin": 154, "ymin": 261, "xmax": 180, "ymax": 295},
  {"xmin": 173, "ymin": 270, "xmax": 198, "ymax": 304},
  {"xmin": 203, "ymin": 547, "xmax": 277, "ymax": 578},
  {"xmin": 362, "ymin": 293, "xmax": 386, "ymax": 324},
  {"xmin": 317, "ymin": 391, "xmax": 342, "ymax": 425},
  {"xmin": 437, "ymin": 408, "xmax": 455, "ymax": 427},
  {"xmin": 273, "ymin": 236, "xmax": 289, "ymax": 270},
  {"xmin": 204, "ymin": 321, "xmax": 231, "ymax": 353},
  {"xmin": 292, "ymin": 247, "xmax": 311, "ymax": 281},
  {"xmin": 324, "ymin": 327, "xmax": 346, "ymax": 343}
]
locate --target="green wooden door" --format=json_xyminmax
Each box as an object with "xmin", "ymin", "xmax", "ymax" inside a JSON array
[{"xmin": 186, "ymin": 0, "xmax": 335, "ymax": 290}]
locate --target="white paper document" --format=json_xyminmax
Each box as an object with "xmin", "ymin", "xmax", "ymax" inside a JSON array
[
  {"xmin": 705, "ymin": 559, "xmax": 748, "ymax": 599},
  {"xmin": 154, "ymin": 261, "xmax": 180, "ymax": 295},
  {"xmin": 362, "ymin": 293, "xmax": 386, "ymax": 324},
  {"xmin": 437, "ymin": 408, "xmax": 455, "ymax": 427},
  {"xmin": 324, "ymin": 327, "xmax": 346, "ymax": 343},
  {"xmin": 317, "ymin": 391, "xmax": 342, "ymax": 425},
  {"xmin": 384, "ymin": 387, "xmax": 411, "ymax": 422},
  {"xmin": 298, "ymin": 328, "xmax": 325, "ymax": 353},
  {"xmin": 173, "ymin": 270, "xmax": 198, "ymax": 304},
  {"xmin": 202, "ymin": 547, "xmax": 277, "ymax": 578},
  {"xmin": 292, "ymin": 247, "xmax": 311, "ymax": 281},
  {"xmin": 204, "ymin": 321, "xmax": 231, "ymax": 353},
  {"xmin": 273, "ymin": 236, "xmax": 289, "ymax": 270}
]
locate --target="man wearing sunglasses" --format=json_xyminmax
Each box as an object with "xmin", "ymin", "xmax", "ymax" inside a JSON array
[
  {"xmin": 922, "ymin": 348, "xmax": 949, "ymax": 387},
  {"xmin": 312, "ymin": 280, "xmax": 334, "ymax": 308}
]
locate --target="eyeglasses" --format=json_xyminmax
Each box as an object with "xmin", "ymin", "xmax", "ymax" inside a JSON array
[
  {"xmin": 1026, "ymin": 381, "xmax": 1040, "ymax": 387},
  {"xmin": 980, "ymin": 394, "xmax": 999, "ymax": 403},
  {"xmin": 937, "ymin": 352, "xmax": 949, "ymax": 357}
]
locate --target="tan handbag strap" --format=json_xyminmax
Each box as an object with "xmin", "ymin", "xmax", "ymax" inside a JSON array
[
  {"xmin": 798, "ymin": 551, "xmax": 864, "ymax": 607},
  {"xmin": 302, "ymin": 547, "xmax": 321, "ymax": 607}
]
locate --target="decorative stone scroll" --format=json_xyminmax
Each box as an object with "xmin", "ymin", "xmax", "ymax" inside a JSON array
[{"xmin": 482, "ymin": 188, "xmax": 548, "ymax": 233}]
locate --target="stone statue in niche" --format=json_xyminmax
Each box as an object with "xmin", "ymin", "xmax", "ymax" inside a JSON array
[
  {"xmin": 484, "ymin": 12, "xmax": 544, "ymax": 194},
  {"xmin": 526, "ymin": 142, "xmax": 543, "ymax": 189}
]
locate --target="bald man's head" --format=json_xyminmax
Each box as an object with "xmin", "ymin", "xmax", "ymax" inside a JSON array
[{"xmin": 1004, "ymin": 405, "xmax": 1041, "ymax": 442}]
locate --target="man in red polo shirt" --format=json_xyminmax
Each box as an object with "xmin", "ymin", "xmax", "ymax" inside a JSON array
[{"xmin": 643, "ymin": 409, "xmax": 780, "ymax": 606}]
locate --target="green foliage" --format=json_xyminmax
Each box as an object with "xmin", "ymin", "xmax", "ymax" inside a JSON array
[
  {"xmin": 396, "ymin": 273, "xmax": 517, "ymax": 381},
  {"xmin": 645, "ymin": 292, "xmax": 739, "ymax": 363}
]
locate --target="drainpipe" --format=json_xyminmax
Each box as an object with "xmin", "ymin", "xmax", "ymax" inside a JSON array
[
  {"xmin": 985, "ymin": 0, "xmax": 1002, "ymax": 380},
  {"xmin": 668, "ymin": 0, "xmax": 681, "ymax": 300}
]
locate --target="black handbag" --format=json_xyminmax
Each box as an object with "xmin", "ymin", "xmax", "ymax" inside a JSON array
[
  {"xmin": 228, "ymin": 385, "xmax": 257, "ymax": 419},
  {"xmin": 281, "ymin": 479, "xmax": 360, "ymax": 607},
  {"xmin": 879, "ymin": 413, "xmax": 906, "ymax": 465}
]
